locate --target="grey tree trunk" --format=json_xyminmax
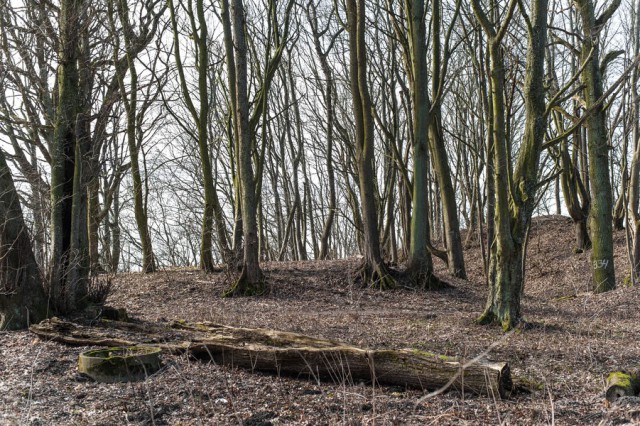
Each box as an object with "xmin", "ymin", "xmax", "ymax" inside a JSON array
[
  {"xmin": 223, "ymin": 0, "xmax": 264, "ymax": 296},
  {"xmin": 109, "ymin": 0, "xmax": 156, "ymax": 273},
  {"xmin": 49, "ymin": 0, "xmax": 90, "ymax": 313},
  {"xmin": 346, "ymin": 0, "xmax": 395, "ymax": 289},
  {"xmin": 628, "ymin": 0, "xmax": 640, "ymax": 283}
]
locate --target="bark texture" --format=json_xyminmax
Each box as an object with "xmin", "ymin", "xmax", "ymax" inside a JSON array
[
  {"xmin": 574, "ymin": 0, "xmax": 618, "ymax": 293},
  {"xmin": 346, "ymin": 0, "xmax": 395, "ymax": 289},
  {"xmin": 0, "ymin": 148, "xmax": 48, "ymax": 330}
]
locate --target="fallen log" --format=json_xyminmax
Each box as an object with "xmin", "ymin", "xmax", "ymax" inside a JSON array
[{"xmin": 30, "ymin": 317, "xmax": 512, "ymax": 397}]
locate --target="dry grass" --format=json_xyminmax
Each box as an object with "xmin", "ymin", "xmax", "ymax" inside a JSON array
[{"xmin": 1, "ymin": 215, "xmax": 640, "ymax": 425}]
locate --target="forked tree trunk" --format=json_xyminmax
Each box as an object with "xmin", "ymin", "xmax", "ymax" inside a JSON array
[
  {"xmin": 223, "ymin": 0, "xmax": 264, "ymax": 296},
  {"xmin": 168, "ymin": 0, "xmax": 231, "ymax": 272},
  {"xmin": 400, "ymin": 0, "xmax": 443, "ymax": 290},
  {"xmin": 346, "ymin": 0, "xmax": 395, "ymax": 289},
  {"xmin": 474, "ymin": 0, "xmax": 547, "ymax": 330},
  {"xmin": 428, "ymin": 0, "xmax": 466, "ymax": 279},
  {"xmin": 574, "ymin": 218, "xmax": 592, "ymax": 253},
  {"xmin": 307, "ymin": 3, "xmax": 337, "ymax": 260},
  {"xmin": 49, "ymin": 0, "xmax": 90, "ymax": 314},
  {"xmin": 109, "ymin": 0, "xmax": 156, "ymax": 273}
]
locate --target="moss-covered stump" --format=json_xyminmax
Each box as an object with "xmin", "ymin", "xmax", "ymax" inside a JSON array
[
  {"xmin": 78, "ymin": 346, "xmax": 161, "ymax": 383},
  {"xmin": 606, "ymin": 371, "xmax": 640, "ymax": 402},
  {"xmin": 33, "ymin": 318, "xmax": 512, "ymax": 397}
]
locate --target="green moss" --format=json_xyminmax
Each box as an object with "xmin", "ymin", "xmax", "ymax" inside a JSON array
[
  {"xmin": 516, "ymin": 376, "xmax": 545, "ymax": 391},
  {"xmin": 607, "ymin": 371, "xmax": 634, "ymax": 388},
  {"xmin": 410, "ymin": 349, "xmax": 453, "ymax": 362},
  {"xmin": 476, "ymin": 311, "xmax": 496, "ymax": 326},
  {"xmin": 623, "ymin": 275, "xmax": 633, "ymax": 288}
]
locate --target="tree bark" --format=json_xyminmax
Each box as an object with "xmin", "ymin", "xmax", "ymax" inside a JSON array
[
  {"xmin": 223, "ymin": 0, "xmax": 264, "ymax": 296},
  {"xmin": 605, "ymin": 371, "xmax": 640, "ymax": 403},
  {"xmin": 574, "ymin": 0, "xmax": 618, "ymax": 293},
  {"xmin": 346, "ymin": 0, "xmax": 395, "ymax": 289},
  {"xmin": 109, "ymin": 0, "xmax": 156, "ymax": 273},
  {"xmin": 49, "ymin": 0, "xmax": 90, "ymax": 313},
  {"xmin": 0, "ymin": 148, "xmax": 48, "ymax": 330},
  {"xmin": 473, "ymin": 0, "xmax": 547, "ymax": 330},
  {"xmin": 428, "ymin": 0, "xmax": 466, "ymax": 279}
]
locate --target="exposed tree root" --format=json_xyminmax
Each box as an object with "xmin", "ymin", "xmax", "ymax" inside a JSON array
[
  {"xmin": 354, "ymin": 260, "xmax": 397, "ymax": 290},
  {"xmin": 404, "ymin": 261, "xmax": 449, "ymax": 291},
  {"xmin": 477, "ymin": 309, "xmax": 521, "ymax": 332},
  {"xmin": 221, "ymin": 266, "xmax": 265, "ymax": 297}
]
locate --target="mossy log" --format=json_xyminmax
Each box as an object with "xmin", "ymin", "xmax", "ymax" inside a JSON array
[
  {"xmin": 606, "ymin": 371, "xmax": 640, "ymax": 402},
  {"xmin": 31, "ymin": 317, "xmax": 512, "ymax": 397}
]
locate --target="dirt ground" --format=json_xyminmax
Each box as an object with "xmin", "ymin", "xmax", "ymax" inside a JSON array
[{"xmin": 2, "ymin": 215, "xmax": 640, "ymax": 425}]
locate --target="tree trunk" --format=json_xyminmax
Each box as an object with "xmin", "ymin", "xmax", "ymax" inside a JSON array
[
  {"xmin": 168, "ymin": 0, "xmax": 231, "ymax": 272},
  {"xmin": 0, "ymin": 148, "xmax": 48, "ymax": 330},
  {"xmin": 628, "ymin": 0, "xmax": 640, "ymax": 283},
  {"xmin": 574, "ymin": 0, "xmax": 618, "ymax": 293},
  {"xmin": 429, "ymin": 108, "xmax": 466, "ymax": 278},
  {"xmin": 605, "ymin": 371, "xmax": 640, "ymax": 403},
  {"xmin": 87, "ymin": 174, "xmax": 103, "ymax": 274},
  {"xmin": 474, "ymin": 0, "xmax": 547, "ymax": 330},
  {"xmin": 109, "ymin": 0, "xmax": 156, "ymax": 273},
  {"xmin": 346, "ymin": 0, "xmax": 395, "ymax": 289},
  {"xmin": 401, "ymin": 0, "xmax": 442, "ymax": 289},
  {"xmin": 49, "ymin": 0, "xmax": 89, "ymax": 314},
  {"xmin": 428, "ymin": 0, "xmax": 466, "ymax": 279},
  {"xmin": 223, "ymin": 0, "xmax": 264, "ymax": 296},
  {"xmin": 306, "ymin": 4, "xmax": 337, "ymax": 260}
]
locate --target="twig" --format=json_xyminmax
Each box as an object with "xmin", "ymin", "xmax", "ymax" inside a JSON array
[{"xmin": 415, "ymin": 328, "xmax": 515, "ymax": 404}]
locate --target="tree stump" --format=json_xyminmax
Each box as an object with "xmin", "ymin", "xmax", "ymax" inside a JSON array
[
  {"xmin": 78, "ymin": 346, "xmax": 161, "ymax": 383},
  {"xmin": 606, "ymin": 371, "xmax": 640, "ymax": 403}
]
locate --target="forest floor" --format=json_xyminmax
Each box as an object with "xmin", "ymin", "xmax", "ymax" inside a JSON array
[{"xmin": 2, "ymin": 215, "xmax": 640, "ymax": 425}]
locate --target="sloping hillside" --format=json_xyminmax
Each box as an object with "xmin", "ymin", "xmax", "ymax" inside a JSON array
[{"xmin": 2, "ymin": 215, "xmax": 639, "ymax": 425}]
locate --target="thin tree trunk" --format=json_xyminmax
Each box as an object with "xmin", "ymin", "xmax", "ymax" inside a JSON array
[
  {"xmin": 223, "ymin": 0, "xmax": 264, "ymax": 296},
  {"xmin": 346, "ymin": 0, "xmax": 395, "ymax": 289},
  {"xmin": 109, "ymin": 0, "xmax": 156, "ymax": 273},
  {"xmin": 629, "ymin": 0, "xmax": 640, "ymax": 283}
]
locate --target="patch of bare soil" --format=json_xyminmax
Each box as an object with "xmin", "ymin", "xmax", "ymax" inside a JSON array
[{"xmin": 2, "ymin": 215, "xmax": 640, "ymax": 425}]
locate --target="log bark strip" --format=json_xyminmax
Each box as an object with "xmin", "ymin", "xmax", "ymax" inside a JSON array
[{"xmin": 30, "ymin": 318, "xmax": 512, "ymax": 397}]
